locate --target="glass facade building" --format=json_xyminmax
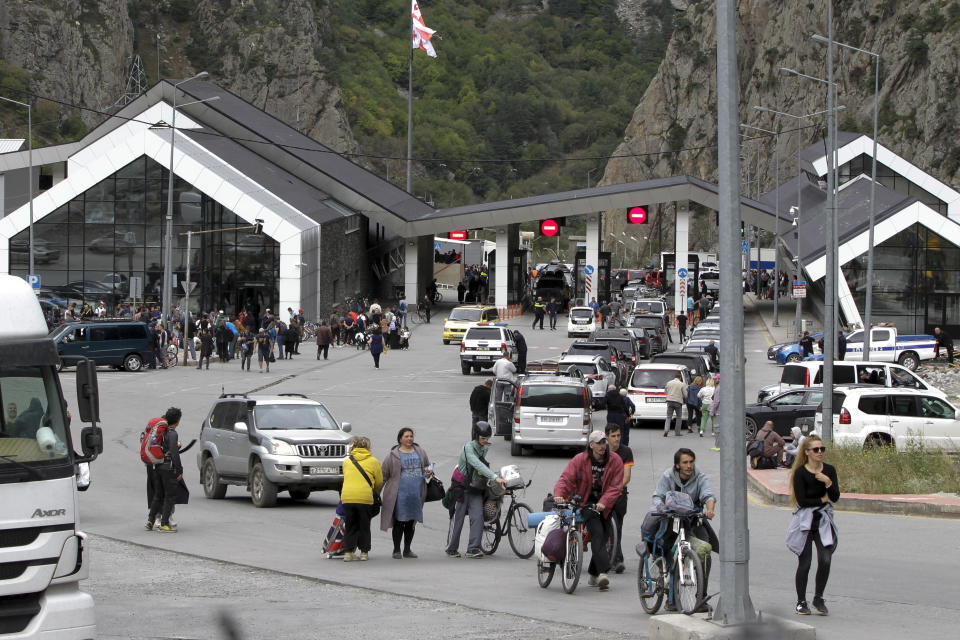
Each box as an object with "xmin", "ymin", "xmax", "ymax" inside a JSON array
[
  {"xmin": 838, "ymin": 154, "xmax": 948, "ymax": 215},
  {"xmin": 8, "ymin": 156, "xmax": 278, "ymax": 316}
]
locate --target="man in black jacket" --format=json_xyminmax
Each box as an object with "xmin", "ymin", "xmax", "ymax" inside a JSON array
[
  {"xmin": 935, "ymin": 327, "xmax": 954, "ymax": 363},
  {"xmin": 469, "ymin": 379, "xmax": 493, "ymax": 436},
  {"xmin": 147, "ymin": 407, "xmax": 183, "ymax": 533}
]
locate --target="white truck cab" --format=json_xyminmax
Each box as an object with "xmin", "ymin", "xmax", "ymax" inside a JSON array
[
  {"xmin": 843, "ymin": 326, "xmax": 935, "ymax": 370},
  {"xmin": 0, "ymin": 275, "xmax": 103, "ymax": 638}
]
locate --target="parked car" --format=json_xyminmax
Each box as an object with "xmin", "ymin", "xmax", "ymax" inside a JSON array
[
  {"xmin": 745, "ymin": 387, "xmax": 824, "ymax": 440},
  {"xmin": 590, "ymin": 328, "xmax": 642, "ymax": 373},
  {"xmin": 442, "ymin": 304, "xmax": 499, "ymax": 344},
  {"xmin": 562, "ymin": 341, "xmax": 627, "ymax": 386},
  {"xmin": 197, "ymin": 392, "xmax": 353, "ymax": 507},
  {"xmin": 459, "ymin": 325, "xmax": 518, "ymax": 375},
  {"xmin": 558, "ymin": 354, "xmax": 618, "ymax": 409},
  {"xmin": 650, "ymin": 352, "xmax": 711, "ymax": 384},
  {"xmin": 756, "ymin": 361, "xmax": 945, "ymax": 403},
  {"xmin": 567, "ymin": 305, "xmax": 597, "ymax": 338},
  {"xmin": 775, "ymin": 332, "xmax": 825, "ymax": 364},
  {"xmin": 698, "ymin": 271, "xmax": 720, "ymax": 298},
  {"xmin": 50, "ymin": 320, "xmax": 151, "ymax": 372},
  {"xmin": 628, "ymin": 314, "xmax": 671, "ymax": 351},
  {"xmin": 627, "ymin": 363, "xmax": 692, "ymax": 427},
  {"xmin": 814, "ymin": 386, "xmax": 960, "ymax": 450},
  {"xmin": 510, "ymin": 371, "xmax": 592, "ymax": 456}
]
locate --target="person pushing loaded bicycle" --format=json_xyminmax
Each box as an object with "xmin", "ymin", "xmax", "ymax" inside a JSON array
[{"xmin": 553, "ymin": 430, "xmax": 624, "ymax": 592}]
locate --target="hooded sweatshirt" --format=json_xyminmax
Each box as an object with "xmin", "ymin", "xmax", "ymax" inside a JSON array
[{"xmin": 652, "ymin": 466, "xmax": 715, "ymax": 510}]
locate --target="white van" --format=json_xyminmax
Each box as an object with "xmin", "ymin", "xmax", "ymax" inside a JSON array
[
  {"xmin": 627, "ymin": 363, "xmax": 691, "ymax": 425},
  {"xmin": 567, "ymin": 306, "xmax": 597, "ymax": 338}
]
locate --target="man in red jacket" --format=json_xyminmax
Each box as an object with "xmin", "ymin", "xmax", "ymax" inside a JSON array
[{"xmin": 553, "ymin": 430, "xmax": 624, "ymax": 591}]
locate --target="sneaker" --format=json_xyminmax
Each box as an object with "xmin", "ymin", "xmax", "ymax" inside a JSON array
[
  {"xmin": 663, "ymin": 432, "xmax": 669, "ymax": 437},
  {"xmin": 464, "ymin": 550, "xmax": 484, "ymax": 559},
  {"xmin": 392, "ymin": 551, "xmax": 403, "ymax": 559},
  {"xmin": 796, "ymin": 600, "xmax": 811, "ymax": 615},
  {"xmin": 445, "ymin": 550, "xmax": 461, "ymax": 558},
  {"xmin": 613, "ymin": 562, "xmax": 625, "ymax": 574},
  {"xmin": 812, "ymin": 597, "xmax": 829, "ymax": 616},
  {"xmin": 597, "ymin": 573, "xmax": 609, "ymax": 590},
  {"xmin": 343, "ymin": 552, "xmax": 356, "ymax": 562},
  {"xmin": 359, "ymin": 552, "xmax": 369, "ymax": 561},
  {"xmin": 403, "ymin": 550, "xmax": 418, "ymax": 558},
  {"xmin": 156, "ymin": 523, "xmax": 177, "ymax": 533},
  {"xmin": 711, "ymin": 446, "xmax": 721, "ymax": 451},
  {"xmin": 587, "ymin": 575, "xmax": 598, "ymax": 587},
  {"xmin": 144, "ymin": 519, "xmax": 154, "ymax": 531}
]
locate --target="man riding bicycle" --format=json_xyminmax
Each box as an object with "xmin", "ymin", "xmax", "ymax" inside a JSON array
[
  {"xmin": 553, "ymin": 430, "xmax": 624, "ymax": 592},
  {"xmin": 651, "ymin": 448, "xmax": 718, "ymax": 611}
]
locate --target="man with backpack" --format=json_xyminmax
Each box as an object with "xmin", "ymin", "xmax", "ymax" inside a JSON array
[
  {"xmin": 143, "ymin": 407, "xmax": 184, "ymax": 533},
  {"xmin": 749, "ymin": 420, "xmax": 786, "ymax": 469}
]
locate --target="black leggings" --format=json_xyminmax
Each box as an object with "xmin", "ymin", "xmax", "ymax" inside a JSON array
[
  {"xmin": 796, "ymin": 526, "xmax": 834, "ymax": 601},
  {"xmin": 392, "ymin": 519, "xmax": 416, "ymax": 552}
]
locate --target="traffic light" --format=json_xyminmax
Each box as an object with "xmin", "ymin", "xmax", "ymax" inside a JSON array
[
  {"xmin": 740, "ymin": 220, "xmax": 745, "ymax": 237},
  {"xmin": 627, "ymin": 206, "xmax": 647, "ymax": 224}
]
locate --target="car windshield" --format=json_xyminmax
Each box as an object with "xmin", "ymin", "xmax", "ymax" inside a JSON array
[
  {"xmin": 562, "ymin": 363, "xmax": 598, "ymax": 376},
  {"xmin": 520, "ymin": 385, "xmax": 584, "ymax": 408},
  {"xmin": 571, "ymin": 308, "xmax": 594, "ymax": 319},
  {"xmin": 630, "ymin": 316, "xmax": 660, "ymax": 328},
  {"xmin": 567, "ymin": 344, "xmax": 608, "ymax": 356},
  {"xmin": 701, "ymin": 272, "xmax": 719, "ymax": 280},
  {"xmin": 465, "ymin": 328, "xmax": 502, "ymax": 340},
  {"xmin": 449, "ymin": 308, "xmax": 482, "ymax": 322},
  {"xmin": 597, "ymin": 338, "xmax": 634, "ymax": 354},
  {"xmin": 254, "ymin": 404, "xmax": 339, "ymax": 430},
  {"xmin": 634, "ymin": 302, "xmax": 664, "ymax": 314},
  {"xmin": 631, "ymin": 369, "xmax": 679, "ymax": 389},
  {"xmin": 0, "ymin": 365, "xmax": 73, "ymax": 483}
]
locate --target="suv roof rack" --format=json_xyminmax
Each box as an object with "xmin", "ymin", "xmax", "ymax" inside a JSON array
[
  {"xmin": 219, "ymin": 392, "xmax": 249, "ymax": 399},
  {"xmin": 278, "ymin": 393, "xmax": 309, "ymax": 398}
]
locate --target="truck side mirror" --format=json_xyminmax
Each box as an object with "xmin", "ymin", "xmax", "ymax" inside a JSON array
[
  {"xmin": 76, "ymin": 359, "xmax": 100, "ymax": 423},
  {"xmin": 80, "ymin": 425, "xmax": 103, "ymax": 458}
]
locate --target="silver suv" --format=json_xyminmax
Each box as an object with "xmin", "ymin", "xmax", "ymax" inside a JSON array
[
  {"xmin": 197, "ymin": 393, "xmax": 353, "ymax": 507},
  {"xmin": 510, "ymin": 371, "xmax": 592, "ymax": 456}
]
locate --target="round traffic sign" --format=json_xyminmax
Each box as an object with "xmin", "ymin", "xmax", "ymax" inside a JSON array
[
  {"xmin": 628, "ymin": 206, "xmax": 647, "ymax": 224},
  {"xmin": 584, "ymin": 265, "xmax": 595, "ymax": 275},
  {"xmin": 677, "ymin": 268, "xmax": 688, "ymax": 279},
  {"xmin": 541, "ymin": 219, "xmax": 559, "ymax": 236}
]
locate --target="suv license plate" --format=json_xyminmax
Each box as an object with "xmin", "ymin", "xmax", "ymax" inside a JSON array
[
  {"xmin": 476, "ymin": 355, "xmax": 491, "ymax": 360},
  {"xmin": 308, "ymin": 466, "xmax": 339, "ymax": 475},
  {"xmin": 645, "ymin": 397, "xmax": 666, "ymax": 403},
  {"xmin": 539, "ymin": 416, "xmax": 565, "ymax": 424}
]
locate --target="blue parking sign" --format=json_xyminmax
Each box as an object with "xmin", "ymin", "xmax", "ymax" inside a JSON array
[{"xmin": 27, "ymin": 274, "xmax": 41, "ymax": 289}]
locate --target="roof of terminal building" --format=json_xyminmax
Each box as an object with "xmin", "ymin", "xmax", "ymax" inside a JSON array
[{"xmin": 797, "ymin": 131, "xmax": 863, "ymax": 165}]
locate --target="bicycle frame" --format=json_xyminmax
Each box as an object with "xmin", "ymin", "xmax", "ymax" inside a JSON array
[{"xmin": 643, "ymin": 511, "xmax": 703, "ymax": 608}]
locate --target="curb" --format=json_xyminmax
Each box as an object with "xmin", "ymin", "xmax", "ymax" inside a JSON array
[{"xmin": 747, "ymin": 468, "xmax": 960, "ymax": 519}]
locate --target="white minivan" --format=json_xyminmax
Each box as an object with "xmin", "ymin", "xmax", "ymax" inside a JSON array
[
  {"xmin": 567, "ymin": 306, "xmax": 597, "ymax": 338},
  {"xmin": 627, "ymin": 363, "xmax": 691, "ymax": 425}
]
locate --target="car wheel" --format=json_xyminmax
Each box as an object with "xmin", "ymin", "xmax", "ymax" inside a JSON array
[
  {"xmin": 864, "ymin": 433, "xmax": 892, "ymax": 449},
  {"xmin": 897, "ymin": 352, "xmax": 919, "ymax": 371},
  {"xmin": 202, "ymin": 457, "xmax": 227, "ymax": 499},
  {"xmin": 289, "ymin": 488, "xmax": 311, "ymax": 500},
  {"xmin": 510, "ymin": 440, "xmax": 523, "ymax": 456},
  {"xmin": 56, "ymin": 358, "xmax": 64, "ymax": 372},
  {"xmin": 461, "ymin": 362, "xmax": 471, "ymax": 375},
  {"xmin": 250, "ymin": 462, "xmax": 278, "ymax": 508},
  {"xmin": 744, "ymin": 417, "xmax": 758, "ymax": 441},
  {"xmin": 786, "ymin": 353, "xmax": 802, "ymax": 363},
  {"xmin": 443, "ymin": 339, "xmax": 450, "ymax": 345},
  {"xmin": 473, "ymin": 364, "xmax": 482, "ymax": 373},
  {"xmin": 123, "ymin": 353, "xmax": 143, "ymax": 372}
]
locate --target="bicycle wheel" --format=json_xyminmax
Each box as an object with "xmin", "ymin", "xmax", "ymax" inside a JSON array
[
  {"xmin": 480, "ymin": 517, "xmax": 502, "ymax": 555},
  {"xmin": 638, "ymin": 554, "xmax": 666, "ymax": 614},
  {"xmin": 166, "ymin": 344, "xmax": 179, "ymax": 358},
  {"xmin": 507, "ymin": 502, "xmax": 536, "ymax": 559},
  {"xmin": 166, "ymin": 355, "xmax": 178, "ymax": 367},
  {"xmin": 537, "ymin": 560, "xmax": 555, "ymax": 588},
  {"xmin": 674, "ymin": 546, "xmax": 704, "ymax": 614},
  {"xmin": 604, "ymin": 517, "xmax": 619, "ymax": 564},
  {"xmin": 561, "ymin": 529, "xmax": 583, "ymax": 594}
]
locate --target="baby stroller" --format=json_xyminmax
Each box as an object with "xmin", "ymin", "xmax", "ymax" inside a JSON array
[
  {"xmin": 322, "ymin": 503, "xmax": 346, "ymax": 559},
  {"xmin": 355, "ymin": 330, "xmax": 367, "ymax": 350}
]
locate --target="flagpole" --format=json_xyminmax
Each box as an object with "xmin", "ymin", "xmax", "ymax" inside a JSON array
[{"xmin": 406, "ymin": 5, "xmax": 414, "ymax": 193}]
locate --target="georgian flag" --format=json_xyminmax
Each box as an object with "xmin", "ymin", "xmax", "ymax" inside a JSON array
[{"xmin": 412, "ymin": 1, "xmax": 438, "ymax": 58}]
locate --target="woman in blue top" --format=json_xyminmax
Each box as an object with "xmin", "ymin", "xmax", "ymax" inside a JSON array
[
  {"xmin": 367, "ymin": 326, "xmax": 384, "ymax": 368},
  {"xmin": 380, "ymin": 428, "xmax": 432, "ymax": 559}
]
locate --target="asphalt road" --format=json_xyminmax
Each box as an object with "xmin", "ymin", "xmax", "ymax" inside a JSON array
[{"xmin": 63, "ymin": 304, "xmax": 960, "ymax": 639}]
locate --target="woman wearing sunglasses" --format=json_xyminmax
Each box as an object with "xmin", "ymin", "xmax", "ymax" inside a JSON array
[{"xmin": 786, "ymin": 435, "xmax": 839, "ymax": 617}]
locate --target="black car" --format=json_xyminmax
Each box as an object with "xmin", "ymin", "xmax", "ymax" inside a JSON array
[
  {"xmin": 628, "ymin": 314, "xmax": 671, "ymax": 348},
  {"xmin": 563, "ymin": 342, "xmax": 627, "ymax": 385},
  {"xmin": 745, "ymin": 387, "xmax": 823, "ymax": 441},
  {"xmin": 590, "ymin": 328, "xmax": 642, "ymax": 373}
]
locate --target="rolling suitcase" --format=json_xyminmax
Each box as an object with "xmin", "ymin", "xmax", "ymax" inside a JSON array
[{"xmin": 322, "ymin": 503, "xmax": 346, "ymax": 558}]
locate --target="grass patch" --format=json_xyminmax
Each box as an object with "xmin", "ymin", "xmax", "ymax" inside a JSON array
[{"xmin": 825, "ymin": 442, "xmax": 960, "ymax": 495}]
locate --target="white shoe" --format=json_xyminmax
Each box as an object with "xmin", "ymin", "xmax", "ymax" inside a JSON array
[{"xmin": 597, "ymin": 573, "xmax": 609, "ymax": 590}]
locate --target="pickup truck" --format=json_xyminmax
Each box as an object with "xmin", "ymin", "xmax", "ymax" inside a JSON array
[{"xmin": 841, "ymin": 327, "xmax": 935, "ymax": 371}]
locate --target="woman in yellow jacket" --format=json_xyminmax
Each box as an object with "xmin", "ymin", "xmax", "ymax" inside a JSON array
[{"xmin": 341, "ymin": 436, "xmax": 384, "ymax": 561}]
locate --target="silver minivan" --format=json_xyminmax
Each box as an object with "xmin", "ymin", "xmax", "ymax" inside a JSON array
[{"xmin": 510, "ymin": 374, "xmax": 592, "ymax": 456}]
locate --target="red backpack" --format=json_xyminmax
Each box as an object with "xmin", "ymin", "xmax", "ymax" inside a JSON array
[{"xmin": 140, "ymin": 418, "xmax": 168, "ymax": 464}]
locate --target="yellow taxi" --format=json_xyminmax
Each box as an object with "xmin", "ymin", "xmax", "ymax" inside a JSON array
[{"xmin": 442, "ymin": 305, "xmax": 500, "ymax": 344}]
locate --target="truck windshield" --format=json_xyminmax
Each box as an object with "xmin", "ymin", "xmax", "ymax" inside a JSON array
[{"xmin": 0, "ymin": 365, "xmax": 73, "ymax": 482}]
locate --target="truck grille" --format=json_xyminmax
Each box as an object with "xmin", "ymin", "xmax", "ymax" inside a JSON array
[
  {"xmin": 0, "ymin": 524, "xmax": 71, "ymax": 549},
  {"xmin": 296, "ymin": 443, "xmax": 346, "ymax": 458},
  {"xmin": 0, "ymin": 592, "xmax": 41, "ymax": 633}
]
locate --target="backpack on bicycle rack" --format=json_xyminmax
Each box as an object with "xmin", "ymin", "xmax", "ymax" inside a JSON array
[
  {"xmin": 534, "ymin": 514, "xmax": 561, "ymax": 562},
  {"xmin": 540, "ymin": 529, "xmax": 566, "ymax": 563}
]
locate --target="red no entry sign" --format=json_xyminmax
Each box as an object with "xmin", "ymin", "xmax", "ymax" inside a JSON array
[
  {"xmin": 541, "ymin": 219, "xmax": 559, "ymax": 237},
  {"xmin": 448, "ymin": 230, "xmax": 467, "ymax": 240},
  {"xmin": 628, "ymin": 207, "xmax": 647, "ymax": 224}
]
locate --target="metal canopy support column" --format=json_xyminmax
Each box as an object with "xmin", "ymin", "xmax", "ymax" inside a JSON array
[
  {"xmin": 585, "ymin": 214, "xmax": 599, "ymax": 303},
  {"xmin": 404, "ymin": 238, "xmax": 419, "ymax": 305},
  {"xmin": 674, "ymin": 201, "xmax": 690, "ymax": 316},
  {"xmin": 495, "ymin": 225, "xmax": 509, "ymax": 310},
  {"xmin": 712, "ymin": 0, "xmax": 757, "ymax": 626}
]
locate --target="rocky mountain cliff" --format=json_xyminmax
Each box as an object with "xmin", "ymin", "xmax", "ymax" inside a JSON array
[
  {"xmin": 602, "ymin": 0, "xmax": 960, "ymax": 248},
  {"xmin": 0, "ymin": 0, "xmax": 355, "ymax": 153}
]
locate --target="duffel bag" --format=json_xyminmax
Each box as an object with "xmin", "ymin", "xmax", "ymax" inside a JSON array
[{"xmin": 541, "ymin": 528, "xmax": 566, "ymax": 563}]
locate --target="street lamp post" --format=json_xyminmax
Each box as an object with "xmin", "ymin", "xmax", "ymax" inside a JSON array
[
  {"xmin": 587, "ymin": 167, "xmax": 598, "ymax": 189},
  {"xmin": 162, "ymin": 71, "xmax": 215, "ymax": 332},
  {"xmin": 741, "ymin": 123, "xmax": 781, "ymax": 325},
  {"xmin": 0, "ymin": 96, "xmax": 33, "ymax": 278},
  {"xmin": 754, "ymin": 105, "xmax": 845, "ymax": 338},
  {"xmin": 812, "ymin": 33, "xmax": 881, "ymax": 358}
]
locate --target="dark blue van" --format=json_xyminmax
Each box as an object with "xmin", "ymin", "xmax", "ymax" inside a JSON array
[{"xmin": 51, "ymin": 321, "xmax": 151, "ymax": 372}]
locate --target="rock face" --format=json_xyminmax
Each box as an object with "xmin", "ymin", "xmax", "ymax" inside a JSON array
[
  {"xmin": 0, "ymin": 0, "xmax": 356, "ymax": 154},
  {"xmin": 602, "ymin": 0, "xmax": 960, "ymax": 246}
]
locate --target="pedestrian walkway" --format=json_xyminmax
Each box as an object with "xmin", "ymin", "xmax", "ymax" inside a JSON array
[{"xmin": 745, "ymin": 294, "xmax": 817, "ymax": 346}]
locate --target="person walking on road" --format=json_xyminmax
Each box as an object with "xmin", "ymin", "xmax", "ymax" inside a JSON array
[
  {"xmin": 368, "ymin": 326, "xmax": 385, "ymax": 369},
  {"xmin": 787, "ymin": 435, "xmax": 839, "ymax": 616},
  {"xmin": 469, "ymin": 379, "xmax": 492, "ymax": 434},
  {"xmin": 255, "ymin": 328, "xmax": 272, "ymax": 373},
  {"xmin": 532, "ymin": 297, "xmax": 545, "ymax": 330},
  {"xmin": 316, "ymin": 321, "xmax": 333, "ymax": 360},
  {"xmin": 146, "ymin": 407, "xmax": 183, "ymax": 533},
  {"xmin": 547, "ymin": 297, "xmax": 559, "ymax": 330},
  {"xmin": 606, "ymin": 423, "xmax": 633, "ymax": 574},
  {"xmin": 604, "ymin": 384, "xmax": 628, "ymax": 442},
  {"xmin": 446, "ymin": 422, "xmax": 506, "ymax": 558},
  {"xmin": 238, "ymin": 330, "xmax": 253, "ymax": 371},
  {"xmin": 197, "ymin": 328, "xmax": 214, "ymax": 370},
  {"xmin": 380, "ymin": 428, "xmax": 432, "ymax": 559},
  {"xmin": 677, "ymin": 313, "xmax": 687, "ymax": 342},
  {"xmin": 513, "ymin": 330, "xmax": 528, "ymax": 374},
  {"xmin": 663, "ymin": 373, "xmax": 686, "ymax": 437},
  {"xmin": 698, "ymin": 377, "xmax": 716, "ymax": 436},
  {"xmin": 686, "ymin": 376, "xmax": 703, "ymax": 436},
  {"xmin": 342, "ymin": 436, "xmax": 383, "ymax": 562},
  {"xmin": 492, "ymin": 349, "xmax": 517, "ymax": 383}
]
